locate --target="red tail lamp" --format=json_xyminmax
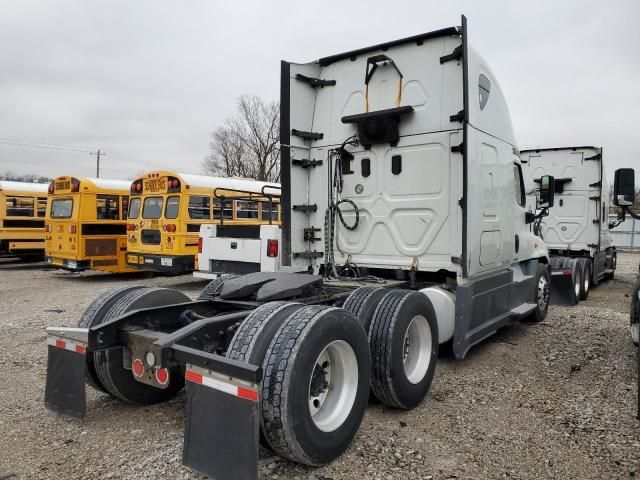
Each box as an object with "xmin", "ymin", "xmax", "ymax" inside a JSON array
[
  {"xmin": 166, "ymin": 224, "xmax": 176, "ymax": 233},
  {"xmin": 132, "ymin": 359, "xmax": 144, "ymax": 377},
  {"xmin": 198, "ymin": 237, "xmax": 203, "ymax": 253},
  {"xmin": 48, "ymin": 183, "xmax": 54, "ymax": 194},
  {"xmin": 155, "ymin": 368, "xmax": 169, "ymax": 385},
  {"xmin": 267, "ymin": 239, "xmax": 279, "ymax": 258},
  {"xmin": 69, "ymin": 225, "xmax": 77, "ymax": 234}
]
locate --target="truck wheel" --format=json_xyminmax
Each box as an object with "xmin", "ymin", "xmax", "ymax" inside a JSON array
[
  {"xmin": 525, "ymin": 263, "xmax": 551, "ymax": 323},
  {"xmin": 93, "ymin": 287, "xmax": 190, "ymax": 404},
  {"xmin": 197, "ymin": 274, "xmax": 239, "ymax": 300},
  {"xmin": 631, "ymin": 276, "xmax": 640, "ymax": 346},
  {"xmin": 78, "ymin": 285, "xmax": 147, "ymax": 392},
  {"xmin": 607, "ymin": 251, "xmax": 617, "ymax": 280},
  {"xmin": 561, "ymin": 257, "xmax": 581, "ymax": 305},
  {"xmin": 368, "ymin": 290, "xmax": 438, "ymax": 409},
  {"xmin": 579, "ymin": 258, "xmax": 592, "ymax": 301},
  {"xmin": 227, "ymin": 301, "xmax": 304, "ymax": 365},
  {"xmin": 261, "ymin": 305, "xmax": 370, "ymax": 466},
  {"xmin": 342, "ymin": 287, "xmax": 388, "ymax": 333}
]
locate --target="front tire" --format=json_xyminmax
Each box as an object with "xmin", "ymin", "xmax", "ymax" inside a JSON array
[
  {"xmin": 368, "ymin": 290, "xmax": 438, "ymax": 409},
  {"xmin": 526, "ymin": 263, "xmax": 550, "ymax": 323},
  {"xmin": 261, "ymin": 305, "xmax": 370, "ymax": 466}
]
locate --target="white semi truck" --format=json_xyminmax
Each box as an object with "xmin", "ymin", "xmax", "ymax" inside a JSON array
[
  {"xmin": 44, "ymin": 16, "xmax": 558, "ymax": 479},
  {"xmin": 521, "ymin": 147, "xmax": 618, "ymax": 305}
]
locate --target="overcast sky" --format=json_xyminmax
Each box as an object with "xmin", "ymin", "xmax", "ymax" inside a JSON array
[{"xmin": 1, "ymin": 0, "xmax": 638, "ymax": 181}]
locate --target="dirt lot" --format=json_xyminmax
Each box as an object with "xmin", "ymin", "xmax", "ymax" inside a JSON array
[{"xmin": 0, "ymin": 254, "xmax": 638, "ymax": 480}]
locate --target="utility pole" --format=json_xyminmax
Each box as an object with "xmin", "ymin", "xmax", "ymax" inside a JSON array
[{"xmin": 90, "ymin": 150, "xmax": 106, "ymax": 178}]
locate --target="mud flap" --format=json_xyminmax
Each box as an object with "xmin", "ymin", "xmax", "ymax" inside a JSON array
[
  {"xmin": 550, "ymin": 269, "xmax": 578, "ymax": 306},
  {"xmin": 44, "ymin": 343, "xmax": 87, "ymax": 418},
  {"xmin": 183, "ymin": 364, "xmax": 260, "ymax": 480}
]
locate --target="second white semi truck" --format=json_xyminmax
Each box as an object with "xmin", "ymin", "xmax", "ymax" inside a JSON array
[{"xmin": 521, "ymin": 146, "xmax": 618, "ymax": 305}]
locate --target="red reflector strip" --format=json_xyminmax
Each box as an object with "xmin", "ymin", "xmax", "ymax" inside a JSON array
[
  {"xmin": 185, "ymin": 370, "xmax": 203, "ymax": 384},
  {"xmin": 237, "ymin": 386, "xmax": 259, "ymax": 402},
  {"xmin": 48, "ymin": 336, "xmax": 87, "ymax": 355},
  {"xmin": 185, "ymin": 368, "xmax": 258, "ymax": 402}
]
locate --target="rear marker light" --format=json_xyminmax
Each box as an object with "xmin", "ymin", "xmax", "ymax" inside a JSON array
[
  {"xmin": 132, "ymin": 359, "xmax": 145, "ymax": 377},
  {"xmin": 48, "ymin": 336, "xmax": 86, "ymax": 355},
  {"xmin": 267, "ymin": 239, "xmax": 278, "ymax": 258},
  {"xmin": 198, "ymin": 237, "xmax": 203, "ymax": 253}
]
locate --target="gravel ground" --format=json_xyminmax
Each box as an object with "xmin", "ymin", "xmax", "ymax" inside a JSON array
[{"xmin": 0, "ymin": 254, "xmax": 638, "ymax": 479}]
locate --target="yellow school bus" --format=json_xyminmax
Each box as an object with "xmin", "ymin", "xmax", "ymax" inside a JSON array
[
  {"xmin": 125, "ymin": 171, "xmax": 280, "ymax": 274},
  {"xmin": 0, "ymin": 181, "xmax": 49, "ymax": 257},
  {"xmin": 45, "ymin": 176, "xmax": 136, "ymax": 273}
]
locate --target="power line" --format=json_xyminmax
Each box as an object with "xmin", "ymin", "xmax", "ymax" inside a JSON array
[{"xmin": 0, "ymin": 139, "xmax": 92, "ymax": 153}]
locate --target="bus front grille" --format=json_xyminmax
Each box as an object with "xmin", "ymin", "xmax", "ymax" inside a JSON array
[
  {"xmin": 141, "ymin": 229, "xmax": 161, "ymax": 245},
  {"xmin": 85, "ymin": 238, "xmax": 117, "ymax": 257}
]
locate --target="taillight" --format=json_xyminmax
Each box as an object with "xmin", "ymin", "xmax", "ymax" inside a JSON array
[
  {"xmin": 267, "ymin": 239, "xmax": 278, "ymax": 258},
  {"xmin": 198, "ymin": 237, "xmax": 203, "ymax": 253},
  {"xmin": 69, "ymin": 225, "xmax": 77, "ymax": 234},
  {"xmin": 126, "ymin": 223, "xmax": 136, "ymax": 231},
  {"xmin": 166, "ymin": 224, "xmax": 176, "ymax": 232},
  {"xmin": 48, "ymin": 183, "xmax": 54, "ymax": 194},
  {"xmin": 45, "ymin": 224, "xmax": 50, "ymax": 233}
]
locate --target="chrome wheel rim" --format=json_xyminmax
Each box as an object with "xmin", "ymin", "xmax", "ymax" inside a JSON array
[
  {"xmin": 402, "ymin": 315, "xmax": 432, "ymax": 384},
  {"xmin": 538, "ymin": 275, "xmax": 550, "ymax": 311},
  {"xmin": 308, "ymin": 340, "xmax": 358, "ymax": 432},
  {"xmin": 584, "ymin": 265, "xmax": 590, "ymax": 294}
]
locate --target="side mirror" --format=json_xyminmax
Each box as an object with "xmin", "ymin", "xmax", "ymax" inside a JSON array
[
  {"xmin": 613, "ymin": 168, "xmax": 635, "ymax": 206},
  {"xmin": 539, "ymin": 175, "xmax": 555, "ymax": 209}
]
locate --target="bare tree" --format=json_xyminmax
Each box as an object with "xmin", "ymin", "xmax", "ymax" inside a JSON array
[{"xmin": 203, "ymin": 95, "xmax": 280, "ymax": 183}]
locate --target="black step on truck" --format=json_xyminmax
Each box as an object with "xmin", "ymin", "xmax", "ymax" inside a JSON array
[{"xmin": 45, "ymin": 17, "xmax": 560, "ymax": 479}]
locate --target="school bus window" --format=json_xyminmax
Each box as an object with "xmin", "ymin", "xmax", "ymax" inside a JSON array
[
  {"xmin": 128, "ymin": 197, "xmax": 141, "ymax": 219},
  {"xmin": 213, "ymin": 198, "xmax": 233, "ymax": 219},
  {"xmin": 188, "ymin": 195, "xmax": 210, "ymax": 219},
  {"xmin": 165, "ymin": 196, "xmax": 180, "ymax": 219},
  {"xmin": 51, "ymin": 198, "xmax": 73, "ymax": 219},
  {"xmin": 261, "ymin": 202, "xmax": 279, "ymax": 221},
  {"xmin": 37, "ymin": 197, "xmax": 47, "ymax": 217},
  {"xmin": 142, "ymin": 197, "xmax": 163, "ymax": 219},
  {"xmin": 121, "ymin": 196, "xmax": 129, "ymax": 220},
  {"xmin": 5, "ymin": 196, "xmax": 34, "ymax": 217},
  {"xmin": 236, "ymin": 200, "xmax": 259, "ymax": 219},
  {"xmin": 97, "ymin": 195, "xmax": 120, "ymax": 220}
]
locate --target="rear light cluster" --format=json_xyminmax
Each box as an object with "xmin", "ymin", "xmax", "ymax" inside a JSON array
[
  {"xmin": 164, "ymin": 224, "xmax": 177, "ymax": 232},
  {"xmin": 45, "ymin": 224, "xmax": 51, "ymax": 233},
  {"xmin": 69, "ymin": 225, "xmax": 77, "ymax": 234},
  {"xmin": 267, "ymin": 239, "xmax": 279, "ymax": 258},
  {"xmin": 197, "ymin": 237, "xmax": 203, "ymax": 253},
  {"xmin": 126, "ymin": 223, "xmax": 138, "ymax": 231}
]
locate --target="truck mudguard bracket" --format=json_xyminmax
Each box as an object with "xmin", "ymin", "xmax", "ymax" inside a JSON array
[
  {"xmin": 440, "ymin": 44, "xmax": 463, "ymax": 64},
  {"xmin": 292, "ymin": 158, "xmax": 323, "ymax": 168},
  {"xmin": 295, "ymin": 73, "xmax": 336, "ymax": 88},
  {"xmin": 291, "ymin": 129, "xmax": 324, "ymax": 141},
  {"xmin": 292, "ymin": 203, "xmax": 318, "ymax": 213},
  {"xmin": 183, "ymin": 364, "xmax": 260, "ymax": 480}
]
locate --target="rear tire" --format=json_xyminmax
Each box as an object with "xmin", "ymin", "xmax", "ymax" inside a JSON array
[
  {"xmin": 560, "ymin": 257, "xmax": 581, "ymax": 306},
  {"xmin": 78, "ymin": 285, "xmax": 147, "ymax": 392},
  {"xmin": 261, "ymin": 305, "xmax": 370, "ymax": 466},
  {"xmin": 368, "ymin": 290, "xmax": 438, "ymax": 409},
  {"xmin": 579, "ymin": 258, "xmax": 591, "ymax": 301},
  {"xmin": 341, "ymin": 287, "xmax": 388, "ymax": 333},
  {"xmin": 93, "ymin": 287, "xmax": 190, "ymax": 404},
  {"xmin": 630, "ymin": 276, "xmax": 640, "ymax": 346},
  {"xmin": 525, "ymin": 263, "xmax": 551, "ymax": 323}
]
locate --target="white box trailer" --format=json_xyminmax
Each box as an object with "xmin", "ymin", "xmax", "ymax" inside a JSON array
[
  {"xmin": 43, "ymin": 16, "xmax": 555, "ymax": 479},
  {"xmin": 521, "ymin": 146, "xmax": 617, "ymax": 304}
]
